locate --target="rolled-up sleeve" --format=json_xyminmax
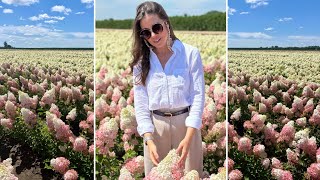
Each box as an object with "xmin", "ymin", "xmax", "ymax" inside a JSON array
[
  {"xmin": 185, "ymin": 49, "xmax": 205, "ymax": 129},
  {"xmin": 133, "ymin": 65, "xmax": 154, "ymax": 136}
]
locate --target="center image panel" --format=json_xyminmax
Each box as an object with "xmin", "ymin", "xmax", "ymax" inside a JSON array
[{"xmin": 95, "ymin": 1, "xmax": 226, "ymax": 179}]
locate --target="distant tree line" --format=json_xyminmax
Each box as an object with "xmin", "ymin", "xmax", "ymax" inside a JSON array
[
  {"xmin": 0, "ymin": 41, "xmax": 14, "ymax": 49},
  {"xmin": 0, "ymin": 41, "xmax": 93, "ymax": 49},
  {"xmin": 96, "ymin": 11, "xmax": 226, "ymax": 31},
  {"xmin": 229, "ymin": 46, "xmax": 320, "ymax": 51}
]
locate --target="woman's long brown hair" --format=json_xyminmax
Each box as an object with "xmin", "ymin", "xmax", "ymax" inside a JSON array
[{"xmin": 130, "ymin": 1, "xmax": 177, "ymax": 86}]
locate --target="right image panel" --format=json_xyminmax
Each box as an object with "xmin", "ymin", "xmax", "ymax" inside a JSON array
[{"xmin": 228, "ymin": 1, "xmax": 320, "ymax": 179}]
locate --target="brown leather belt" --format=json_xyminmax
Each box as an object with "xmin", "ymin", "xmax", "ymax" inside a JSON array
[{"xmin": 152, "ymin": 107, "xmax": 190, "ymax": 117}]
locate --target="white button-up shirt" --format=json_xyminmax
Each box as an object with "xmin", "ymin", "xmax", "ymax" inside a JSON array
[{"xmin": 133, "ymin": 40, "xmax": 205, "ymax": 136}]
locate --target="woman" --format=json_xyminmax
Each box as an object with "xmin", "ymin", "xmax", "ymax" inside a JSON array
[{"xmin": 130, "ymin": 1, "xmax": 205, "ymax": 177}]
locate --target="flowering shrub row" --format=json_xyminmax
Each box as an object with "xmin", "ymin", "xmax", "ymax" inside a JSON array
[
  {"xmin": 0, "ymin": 50, "xmax": 94, "ymax": 179},
  {"xmin": 0, "ymin": 50, "xmax": 93, "ymax": 77},
  {"xmin": 228, "ymin": 50, "xmax": 320, "ymax": 83},
  {"xmin": 95, "ymin": 29, "xmax": 226, "ymax": 74},
  {"xmin": 228, "ymin": 70, "xmax": 320, "ymax": 179}
]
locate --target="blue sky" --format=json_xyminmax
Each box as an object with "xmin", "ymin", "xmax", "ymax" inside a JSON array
[
  {"xmin": 96, "ymin": 0, "xmax": 226, "ymax": 20},
  {"xmin": 228, "ymin": 0, "xmax": 320, "ymax": 48},
  {"xmin": 0, "ymin": 0, "xmax": 94, "ymax": 48}
]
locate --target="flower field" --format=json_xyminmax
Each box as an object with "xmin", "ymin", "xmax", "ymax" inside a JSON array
[
  {"xmin": 95, "ymin": 29, "xmax": 226, "ymax": 179},
  {"xmin": 95, "ymin": 29, "xmax": 226, "ymax": 73},
  {"xmin": 228, "ymin": 50, "xmax": 320, "ymax": 179},
  {"xmin": 0, "ymin": 50, "xmax": 94, "ymax": 179},
  {"xmin": 229, "ymin": 50, "xmax": 320, "ymax": 83}
]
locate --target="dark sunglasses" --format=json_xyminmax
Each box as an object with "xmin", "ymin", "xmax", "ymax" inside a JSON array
[{"xmin": 140, "ymin": 22, "xmax": 165, "ymax": 39}]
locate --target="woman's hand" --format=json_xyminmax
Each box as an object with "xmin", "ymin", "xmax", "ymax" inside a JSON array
[
  {"xmin": 147, "ymin": 140, "xmax": 160, "ymax": 166},
  {"xmin": 176, "ymin": 138, "xmax": 191, "ymax": 165},
  {"xmin": 176, "ymin": 127, "xmax": 196, "ymax": 165}
]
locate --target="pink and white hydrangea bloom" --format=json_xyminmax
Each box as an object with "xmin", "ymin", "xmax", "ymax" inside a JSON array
[
  {"xmin": 66, "ymin": 108, "xmax": 77, "ymax": 121},
  {"xmin": 271, "ymin": 157, "xmax": 283, "ymax": 169},
  {"xmin": 277, "ymin": 121, "xmax": 295, "ymax": 144},
  {"xmin": 73, "ymin": 136, "xmax": 88, "ymax": 152},
  {"xmin": 40, "ymin": 88, "xmax": 56, "ymax": 107},
  {"xmin": 144, "ymin": 149, "xmax": 184, "ymax": 180},
  {"xmin": 0, "ymin": 158, "xmax": 18, "ymax": 180},
  {"xmin": 307, "ymin": 163, "xmax": 320, "ymax": 179},
  {"xmin": 238, "ymin": 137, "xmax": 252, "ymax": 154},
  {"xmin": 21, "ymin": 108, "xmax": 37, "ymax": 127},
  {"xmin": 271, "ymin": 168, "xmax": 293, "ymax": 180},
  {"xmin": 5, "ymin": 100, "xmax": 16, "ymax": 119},
  {"xmin": 181, "ymin": 170, "xmax": 200, "ymax": 180},
  {"xmin": 229, "ymin": 169, "xmax": 243, "ymax": 180},
  {"xmin": 253, "ymin": 144, "xmax": 267, "ymax": 158},
  {"xmin": 119, "ymin": 167, "xmax": 134, "ymax": 180},
  {"xmin": 50, "ymin": 157, "xmax": 70, "ymax": 174},
  {"xmin": 96, "ymin": 118, "xmax": 119, "ymax": 155},
  {"xmin": 50, "ymin": 103, "xmax": 62, "ymax": 118},
  {"xmin": 286, "ymin": 148, "xmax": 299, "ymax": 164},
  {"xmin": 63, "ymin": 169, "xmax": 78, "ymax": 180},
  {"xmin": 0, "ymin": 118, "xmax": 14, "ymax": 129},
  {"xmin": 18, "ymin": 91, "xmax": 38, "ymax": 109}
]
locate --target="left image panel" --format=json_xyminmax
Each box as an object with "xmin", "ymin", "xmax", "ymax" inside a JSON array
[{"xmin": 0, "ymin": 0, "xmax": 94, "ymax": 179}]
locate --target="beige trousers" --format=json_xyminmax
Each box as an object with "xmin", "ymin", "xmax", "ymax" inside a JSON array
[{"xmin": 144, "ymin": 108, "xmax": 203, "ymax": 177}]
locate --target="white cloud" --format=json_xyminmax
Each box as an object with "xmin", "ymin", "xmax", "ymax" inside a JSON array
[
  {"xmin": 288, "ymin": 36, "xmax": 320, "ymax": 41},
  {"xmin": 75, "ymin": 11, "xmax": 85, "ymax": 15},
  {"xmin": 20, "ymin": 16, "xmax": 25, "ymax": 20},
  {"xmin": 240, "ymin": 12, "xmax": 249, "ymax": 15},
  {"xmin": 0, "ymin": 25, "xmax": 94, "ymax": 47},
  {"xmin": 0, "ymin": 24, "xmax": 59, "ymax": 36},
  {"xmin": 29, "ymin": 13, "xmax": 65, "ymax": 21},
  {"xmin": 229, "ymin": 38, "xmax": 274, "ymax": 48},
  {"xmin": 264, "ymin": 27, "xmax": 274, "ymax": 31},
  {"xmin": 286, "ymin": 36, "xmax": 320, "ymax": 46},
  {"xmin": 299, "ymin": 26, "xmax": 303, "ymax": 29},
  {"xmin": 245, "ymin": 0, "xmax": 268, "ymax": 8},
  {"xmin": 81, "ymin": 0, "xmax": 93, "ymax": 8},
  {"xmin": 230, "ymin": 35, "xmax": 320, "ymax": 48},
  {"xmin": 279, "ymin": 17, "xmax": 293, "ymax": 22},
  {"xmin": 44, "ymin": 20, "xmax": 58, "ymax": 24},
  {"xmin": 81, "ymin": 0, "xmax": 93, "ymax": 3},
  {"xmin": 53, "ymin": 29, "xmax": 63, "ymax": 32},
  {"xmin": 2, "ymin": 0, "xmax": 38, "ymax": 6},
  {"xmin": 0, "ymin": 6, "xmax": 3, "ymax": 8},
  {"xmin": 3, "ymin": 8, "xmax": 13, "ymax": 13},
  {"xmin": 229, "ymin": 32, "xmax": 272, "ymax": 39},
  {"xmin": 228, "ymin": 7, "xmax": 236, "ymax": 15},
  {"xmin": 67, "ymin": 32, "xmax": 94, "ymax": 38},
  {"xmin": 51, "ymin": 5, "xmax": 72, "ymax": 15},
  {"xmin": 29, "ymin": 14, "xmax": 48, "ymax": 21}
]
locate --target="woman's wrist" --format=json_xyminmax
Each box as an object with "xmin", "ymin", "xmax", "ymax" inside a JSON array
[
  {"xmin": 143, "ymin": 132, "xmax": 154, "ymax": 145},
  {"xmin": 184, "ymin": 127, "xmax": 196, "ymax": 142},
  {"xmin": 144, "ymin": 136, "xmax": 154, "ymax": 145},
  {"xmin": 143, "ymin": 132, "xmax": 153, "ymax": 138},
  {"xmin": 146, "ymin": 139, "xmax": 155, "ymax": 146}
]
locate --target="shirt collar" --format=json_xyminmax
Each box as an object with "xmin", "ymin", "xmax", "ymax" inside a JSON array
[{"xmin": 171, "ymin": 39, "xmax": 182, "ymax": 53}]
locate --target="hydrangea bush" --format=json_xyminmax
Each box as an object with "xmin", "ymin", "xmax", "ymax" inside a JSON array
[
  {"xmin": 228, "ymin": 70, "xmax": 320, "ymax": 179},
  {"xmin": 0, "ymin": 50, "xmax": 94, "ymax": 179}
]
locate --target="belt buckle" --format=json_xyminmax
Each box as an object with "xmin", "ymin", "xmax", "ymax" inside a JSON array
[{"xmin": 164, "ymin": 112, "xmax": 173, "ymax": 117}]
